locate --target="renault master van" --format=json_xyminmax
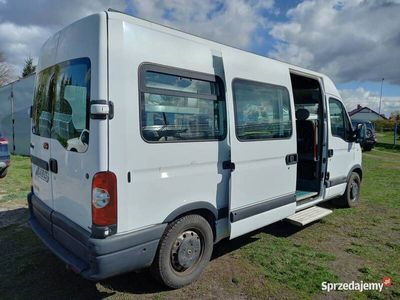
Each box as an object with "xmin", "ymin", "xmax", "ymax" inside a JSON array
[{"xmin": 28, "ymin": 10, "xmax": 367, "ymax": 288}]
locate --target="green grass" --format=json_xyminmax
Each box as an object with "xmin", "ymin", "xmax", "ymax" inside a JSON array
[
  {"xmin": 361, "ymin": 150, "xmax": 400, "ymax": 208},
  {"xmin": 0, "ymin": 155, "xmax": 31, "ymax": 203},
  {"xmin": 0, "ymin": 152, "xmax": 399, "ymax": 299},
  {"xmin": 376, "ymin": 131, "xmax": 399, "ymax": 145},
  {"xmin": 242, "ymin": 236, "xmax": 338, "ymax": 297}
]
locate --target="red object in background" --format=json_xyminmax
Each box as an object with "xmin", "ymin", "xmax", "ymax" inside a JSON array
[
  {"xmin": 383, "ymin": 277, "xmax": 392, "ymax": 287},
  {"xmin": 0, "ymin": 137, "xmax": 8, "ymax": 145}
]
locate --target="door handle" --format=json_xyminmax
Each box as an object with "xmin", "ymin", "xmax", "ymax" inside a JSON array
[
  {"xmin": 328, "ymin": 149, "xmax": 334, "ymax": 157},
  {"xmin": 49, "ymin": 158, "xmax": 58, "ymax": 174},
  {"xmin": 222, "ymin": 160, "xmax": 235, "ymax": 171},
  {"xmin": 285, "ymin": 153, "xmax": 298, "ymax": 165}
]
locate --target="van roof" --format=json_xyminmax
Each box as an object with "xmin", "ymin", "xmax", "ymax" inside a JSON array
[
  {"xmin": 106, "ymin": 9, "xmax": 340, "ymax": 97},
  {"xmin": 106, "ymin": 9, "xmax": 328, "ymax": 78},
  {"xmin": 38, "ymin": 10, "xmax": 340, "ymax": 98}
]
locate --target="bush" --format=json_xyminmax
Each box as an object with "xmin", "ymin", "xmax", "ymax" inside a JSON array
[{"xmin": 374, "ymin": 119, "xmax": 397, "ymax": 132}]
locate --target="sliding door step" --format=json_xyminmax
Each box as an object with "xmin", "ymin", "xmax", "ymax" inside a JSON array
[{"xmin": 285, "ymin": 206, "xmax": 332, "ymax": 226}]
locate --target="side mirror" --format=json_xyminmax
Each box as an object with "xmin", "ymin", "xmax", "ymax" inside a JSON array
[{"xmin": 354, "ymin": 123, "xmax": 366, "ymax": 143}]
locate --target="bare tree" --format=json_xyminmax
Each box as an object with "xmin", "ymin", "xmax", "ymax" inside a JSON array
[{"xmin": 0, "ymin": 51, "xmax": 13, "ymax": 86}]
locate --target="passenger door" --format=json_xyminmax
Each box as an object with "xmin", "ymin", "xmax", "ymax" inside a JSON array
[
  {"xmin": 326, "ymin": 97, "xmax": 355, "ymax": 198},
  {"xmin": 227, "ymin": 76, "xmax": 297, "ymax": 239}
]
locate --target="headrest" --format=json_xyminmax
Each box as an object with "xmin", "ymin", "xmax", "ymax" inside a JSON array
[{"xmin": 296, "ymin": 109, "xmax": 310, "ymax": 120}]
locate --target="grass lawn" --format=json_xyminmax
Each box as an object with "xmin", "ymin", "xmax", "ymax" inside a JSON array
[
  {"xmin": 376, "ymin": 131, "xmax": 399, "ymax": 145},
  {"xmin": 0, "ymin": 151, "xmax": 399, "ymax": 299}
]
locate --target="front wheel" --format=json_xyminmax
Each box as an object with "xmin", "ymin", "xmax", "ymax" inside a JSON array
[
  {"xmin": 362, "ymin": 145, "xmax": 373, "ymax": 151},
  {"xmin": 334, "ymin": 172, "xmax": 361, "ymax": 208},
  {"xmin": 151, "ymin": 214, "xmax": 214, "ymax": 288}
]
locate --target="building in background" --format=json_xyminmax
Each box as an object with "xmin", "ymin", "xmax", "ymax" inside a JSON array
[
  {"xmin": 348, "ymin": 105, "xmax": 387, "ymax": 122},
  {"xmin": 0, "ymin": 74, "xmax": 35, "ymax": 156}
]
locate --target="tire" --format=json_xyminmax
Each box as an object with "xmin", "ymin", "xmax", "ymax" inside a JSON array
[
  {"xmin": 334, "ymin": 172, "xmax": 361, "ymax": 208},
  {"xmin": 0, "ymin": 168, "xmax": 8, "ymax": 178},
  {"xmin": 362, "ymin": 145, "xmax": 372, "ymax": 151},
  {"xmin": 151, "ymin": 214, "xmax": 214, "ymax": 289}
]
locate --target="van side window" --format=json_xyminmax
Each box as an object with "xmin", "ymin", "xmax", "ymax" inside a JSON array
[
  {"xmin": 139, "ymin": 66, "xmax": 226, "ymax": 142},
  {"xmin": 329, "ymin": 98, "xmax": 351, "ymax": 141},
  {"xmin": 32, "ymin": 58, "xmax": 91, "ymax": 152},
  {"xmin": 232, "ymin": 79, "xmax": 292, "ymax": 141}
]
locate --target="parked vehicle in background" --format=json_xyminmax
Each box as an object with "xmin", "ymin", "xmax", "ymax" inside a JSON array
[
  {"xmin": 28, "ymin": 11, "xmax": 368, "ymax": 288},
  {"xmin": 352, "ymin": 120, "xmax": 377, "ymax": 151},
  {"xmin": 0, "ymin": 132, "xmax": 11, "ymax": 178}
]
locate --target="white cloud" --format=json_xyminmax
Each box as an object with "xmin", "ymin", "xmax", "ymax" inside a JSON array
[
  {"xmin": 1, "ymin": 0, "xmax": 274, "ymax": 77},
  {"xmin": 0, "ymin": 23, "xmax": 51, "ymax": 74},
  {"xmin": 0, "ymin": 0, "xmax": 126, "ymax": 77},
  {"xmin": 269, "ymin": 0, "xmax": 400, "ymax": 85},
  {"xmin": 340, "ymin": 87, "xmax": 400, "ymax": 116},
  {"xmin": 130, "ymin": 0, "xmax": 274, "ymax": 49}
]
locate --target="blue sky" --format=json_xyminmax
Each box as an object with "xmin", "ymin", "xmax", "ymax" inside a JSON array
[{"xmin": 1, "ymin": 0, "xmax": 399, "ymax": 116}]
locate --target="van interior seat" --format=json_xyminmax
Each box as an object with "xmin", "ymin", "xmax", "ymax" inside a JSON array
[{"xmin": 296, "ymin": 108, "xmax": 316, "ymax": 162}]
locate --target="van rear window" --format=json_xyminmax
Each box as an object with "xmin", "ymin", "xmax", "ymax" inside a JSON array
[
  {"xmin": 32, "ymin": 58, "xmax": 91, "ymax": 152},
  {"xmin": 139, "ymin": 65, "xmax": 226, "ymax": 143}
]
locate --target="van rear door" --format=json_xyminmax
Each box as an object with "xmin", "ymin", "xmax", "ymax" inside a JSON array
[
  {"xmin": 31, "ymin": 69, "xmax": 54, "ymax": 209},
  {"xmin": 49, "ymin": 58, "xmax": 96, "ymax": 230},
  {"xmin": 223, "ymin": 56, "xmax": 297, "ymax": 239},
  {"xmin": 32, "ymin": 13, "xmax": 109, "ymax": 231}
]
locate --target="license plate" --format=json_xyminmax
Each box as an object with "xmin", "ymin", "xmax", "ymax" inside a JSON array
[{"xmin": 35, "ymin": 166, "xmax": 49, "ymax": 182}]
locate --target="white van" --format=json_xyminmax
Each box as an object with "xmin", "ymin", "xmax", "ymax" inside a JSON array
[{"xmin": 28, "ymin": 10, "xmax": 366, "ymax": 288}]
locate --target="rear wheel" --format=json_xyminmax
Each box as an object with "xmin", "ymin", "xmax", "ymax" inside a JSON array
[
  {"xmin": 151, "ymin": 214, "xmax": 214, "ymax": 288},
  {"xmin": 334, "ymin": 172, "xmax": 361, "ymax": 208},
  {"xmin": 0, "ymin": 168, "xmax": 8, "ymax": 178}
]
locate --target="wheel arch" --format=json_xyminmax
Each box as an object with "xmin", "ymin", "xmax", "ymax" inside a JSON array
[
  {"xmin": 163, "ymin": 202, "xmax": 220, "ymax": 241},
  {"xmin": 348, "ymin": 164, "xmax": 363, "ymax": 181}
]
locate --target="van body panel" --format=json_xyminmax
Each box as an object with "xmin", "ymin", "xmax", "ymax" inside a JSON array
[
  {"xmin": 107, "ymin": 17, "xmax": 230, "ymax": 233},
  {"xmin": 31, "ymin": 143, "xmax": 53, "ymax": 208}
]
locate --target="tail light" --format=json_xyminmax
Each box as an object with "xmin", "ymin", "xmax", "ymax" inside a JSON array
[
  {"xmin": 91, "ymin": 172, "xmax": 117, "ymax": 235},
  {"xmin": 0, "ymin": 137, "xmax": 8, "ymax": 145}
]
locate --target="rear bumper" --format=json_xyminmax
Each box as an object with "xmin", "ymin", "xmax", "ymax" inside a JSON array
[
  {"xmin": 27, "ymin": 192, "xmax": 166, "ymax": 280},
  {"xmin": 362, "ymin": 138, "xmax": 376, "ymax": 146}
]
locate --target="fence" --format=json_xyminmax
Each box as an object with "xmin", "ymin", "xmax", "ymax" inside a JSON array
[{"xmin": 0, "ymin": 75, "xmax": 35, "ymax": 156}]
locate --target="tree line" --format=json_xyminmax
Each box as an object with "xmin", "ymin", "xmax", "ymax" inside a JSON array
[{"xmin": 0, "ymin": 50, "xmax": 36, "ymax": 86}]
